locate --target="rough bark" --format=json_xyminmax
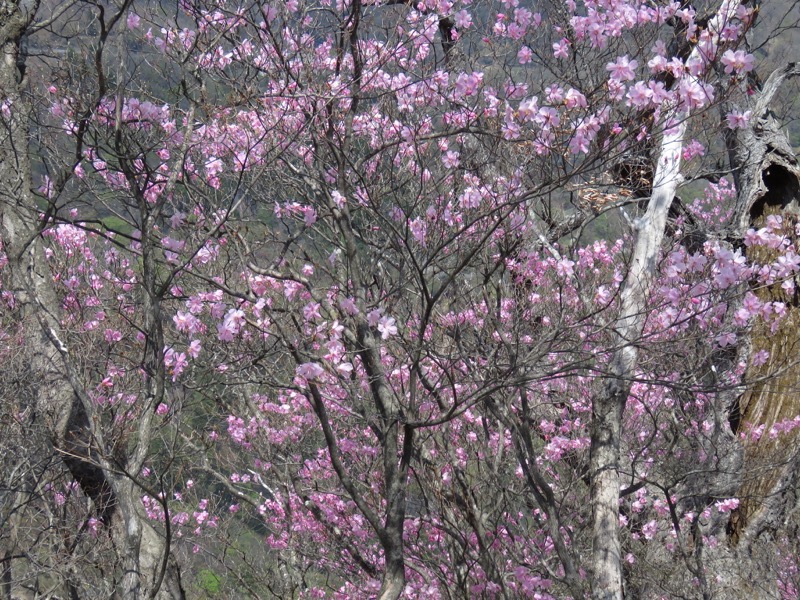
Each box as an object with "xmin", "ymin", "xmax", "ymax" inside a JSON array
[
  {"xmin": 726, "ymin": 63, "xmax": 800, "ymax": 553},
  {"xmin": 727, "ymin": 63, "xmax": 800, "ymax": 236}
]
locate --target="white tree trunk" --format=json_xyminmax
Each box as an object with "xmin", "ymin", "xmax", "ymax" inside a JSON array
[
  {"xmin": 590, "ymin": 119, "xmax": 685, "ymax": 600},
  {"xmin": 589, "ymin": 3, "xmax": 741, "ymax": 597}
]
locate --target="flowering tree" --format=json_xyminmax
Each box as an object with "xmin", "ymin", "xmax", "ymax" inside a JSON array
[{"xmin": 3, "ymin": 0, "xmax": 800, "ymax": 598}]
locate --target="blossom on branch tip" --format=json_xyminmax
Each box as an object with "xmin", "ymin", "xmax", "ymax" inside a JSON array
[
  {"xmin": 367, "ymin": 308, "xmax": 383, "ymax": 327},
  {"xmin": 553, "ymin": 38, "xmax": 570, "ymax": 59},
  {"xmin": 454, "ymin": 9, "xmax": 472, "ymax": 29},
  {"xmin": 725, "ymin": 110, "xmax": 752, "ymax": 129},
  {"xmin": 377, "ymin": 316, "xmax": 398, "ymax": 339},
  {"xmin": 606, "ymin": 55, "xmax": 638, "ymax": 82},
  {"xmin": 517, "ymin": 46, "xmax": 533, "ymax": 64},
  {"xmin": 714, "ymin": 498, "xmax": 739, "ymax": 513},
  {"xmin": 331, "ymin": 190, "xmax": 346, "ymax": 208},
  {"xmin": 297, "ymin": 362, "xmax": 325, "ymax": 380},
  {"xmin": 721, "ymin": 49, "xmax": 755, "ymax": 75},
  {"xmin": 682, "ymin": 140, "xmax": 705, "ymax": 160},
  {"xmin": 339, "ymin": 297, "xmax": 359, "ymax": 315}
]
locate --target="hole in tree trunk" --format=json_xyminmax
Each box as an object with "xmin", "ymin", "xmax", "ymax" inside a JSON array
[{"xmin": 749, "ymin": 164, "xmax": 800, "ymax": 222}]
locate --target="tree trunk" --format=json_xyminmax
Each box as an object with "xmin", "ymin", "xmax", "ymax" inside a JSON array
[
  {"xmin": 725, "ymin": 63, "xmax": 800, "ymax": 565},
  {"xmin": 590, "ymin": 133, "xmax": 682, "ymax": 598},
  {"xmin": 1, "ymin": 4, "xmax": 184, "ymax": 598},
  {"xmin": 377, "ymin": 557, "xmax": 405, "ymax": 600},
  {"xmin": 588, "ymin": 5, "xmax": 744, "ymax": 597}
]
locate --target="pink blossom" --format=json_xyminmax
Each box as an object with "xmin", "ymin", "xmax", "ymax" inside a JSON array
[
  {"xmin": 367, "ymin": 308, "xmax": 383, "ymax": 327},
  {"xmin": 217, "ymin": 308, "xmax": 245, "ymax": 341},
  {"xmin": 721, "ymin": 49, "xmax": 755, "ymax": 75},
  {"xmin": 714, "ymin": 498, "xmax": 740, "ymax": 513},
  {"xmin": 337, "ymin": 362, "xmax": 354, "ymax": 374},
  {"xmin": 502, "ymin": 112, "xmax": 521, "ymax": 140},
  {"xmin": 1, "ymin": 99, "xmax": 12, "ymax": 120},
  {"xmin": 716, "ymin": 332, "xmax": 736, "ymax": 347},
  {"xmin": 648, "ymin": 54, "xmax": 668, "ymax": 73},
  {"xmin": 535, "ymin": 106, "xmax": 560, "ymax": 129},
  {"xmin": 205, "ymin": 157, "xmax": 223, "ymax": 177},
  {"xmin": 303, "ymin": 206, "xmax": 317, "ymax": 226},
  {"xmin": 641, "ymin": 520, "xmax": 658, "ymax": 540},
  {"xmin": 187, "ymin": 339, "xmax": 202, "ymax": 358},
  {"xmin": 555, "ymin": 258, "xmax": 575, "ymax": 278},
  {"xmin": 682, "ymin": 140, "xmax": 705, "ymax": 161},
  {"xmin": 170, "ymin": 211, "xmax": 186, "ymax": 228},
  {"xmin": 545, "ymin": 84, "xmax": 564, "ymax": 104},
  {"xmin": 553, "ymin": 38, "xmax": 570, "ymax": 59},
  {"xmin": 606, "ymin": 56, "xmax": 638, "ymax": 82},
  {"xmin": 127, "ymin": 13, "xmax": 141, "ymax": 29},
  {"xmin": 569, "ymin": 129, "xmax": 590, "ymax": 154},
  {"xmin": 725, "ymin": 110, "xmax": 752, "ymax": 130},
  {"xmin": 517, "ymin": 96, "xmax": 538, "ymax": 120},
  {"xmin": 339, "ymin": 297, "xmax": 359, "ymax": 315},
  {"xmin": 648, "ymin": 80, "xmax": 669, "ymax": 105},
  {"xmin": 454, "ymin": 9, "xmax": 472, "ymax": 29},
  {"xmin": 459, "ymin": 187, "xmax": 482, "ymax": 209},
  {"xmin": 104, "ymin": 328, "xmax": 122, "ymax": 343},
  {"xmin": 442, "ymin": 151, "xmax": 460, "ymax": 169},
  {"xmin": 678, "ymin": 79, "xmax": 713, "ymax": 110},
  {"xmin": 626, "ymin": 82, "xmax": 652, "ymax": 108},
  {"xmin": 331, "ymin": 190, "xmax": 346, "ymax": 208},
  {"xmin": 773, "ymin": 302, "xmax": 788, "ymax": 319},
  {"xmin": 595, "ymin": 286, "xmax": 611, "ymax": 305},
  {"xmin": 409, "ymin": 217, "xmax": 427, "ymax": 245},
  {"xmin": 296, "ymin": 362, "xmax": 324, "ymax": 380},
  {"xmin": 651, "ymin": 40, "xmax": 667, "ymax": 56},
  {"xmin": 377, "ymin": 316, "xmax": 398, "ymax": 339},
  {"xmin": 87, "ymin": 517, "xmax": 102, "ymax": 538},
  {"xmin": 453, "ymin": 72, "xmax": 482, "ymax": 99},
  {"xmin": 303, "ymin": 302, "xmax": 322, "ymax": 322},
  {"xmin": 174, "ymin": 311, "xmax": 201, "ymax": 333},
  {"xmin": 563, "ymin": 88, "xmax": 587, "ymax": 109},
  {"xmin": 164, "ymin": 349, "xmax": 188, "ymax": 380}
]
